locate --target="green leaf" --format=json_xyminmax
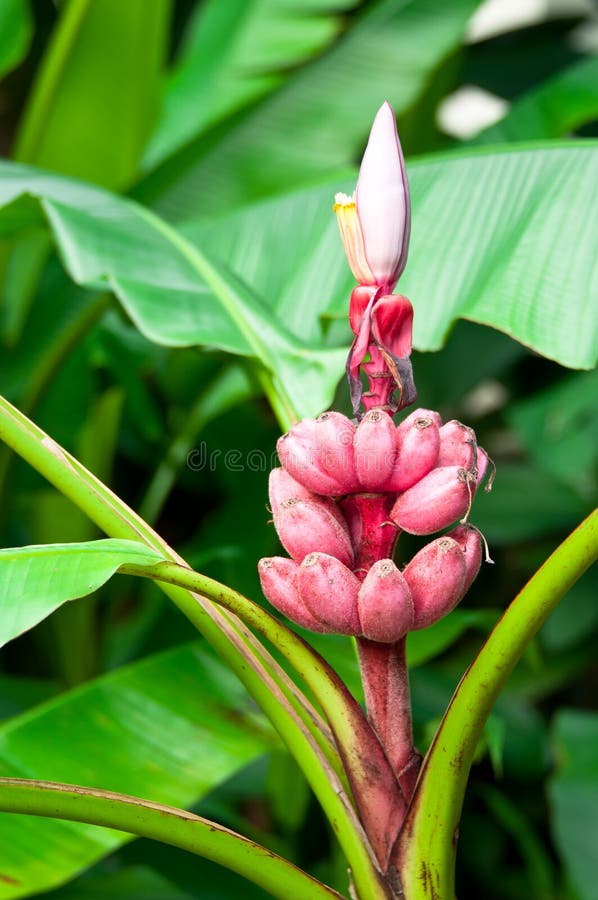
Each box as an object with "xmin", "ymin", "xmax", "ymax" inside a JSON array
[
  {"xmin": 0, "ymin": 256, "xmax": 106, "ymax": 401},
  {"xmin": 410, "ymin": 319, "xmax": 525, "ymax": 410},
  {"xmin": 13, "ymin": 0, "xmax": 171, "ymax": 189},
  {"xmin": 138, "ymin": 0, "xmax": 481, "ymax": 218},
  {"xmin": 267, "ymin": 750, "xmax": 311, "ymax": 833},
  {"xmin": 549, "ymin": 710, "xmax": 598, "ymax": 900},
  {"xmin": 94, "ymin": 312, "xmax": 167, "ymax": 444},
  {"xmin": 1, "ymin": 143, "xmax": 595, "ymax": 419},
  {"xmin": 41, "ymin": 865, "xmax": 197, "ymax": 900},
  {"xmin": 0, "ymin": 0, "xmax": 32, "ymax": 81},
  {"xmin": 0, "ymin": 539, "xmax": 164, "ymax": 648},
  {"xmin": 540, "ymin": 569, "xmax": 598, "ymax": 653},
  {"xmin": 0, "ymin": 164, "xmax": 345, "ymax": 422},
  {"xmin": 181, "ymin": 182, "xmax": 353, "ymax": 346},
  {"xmin": 2, "ymin": 0, "xmax": 171, "ymax": 347},
  {"xmin": 508, "ymin": 369, "xmax": 598, "ymax": 498},
  {"xmin": 0, "ymin": 676, "xmax": 58, "ymax": 722},
  {"xmin": 0, "ymin": 642, "xmax": 275, "ymax": 899},
  {"xmin": 480, "ymin": 785, "xmax": 555, "ymax": 897},
  {"xmin": 138, "ymin": 364, "xmax": 259, "ymax": 525},
  {"xmin": 378, "ymin": 142, "xmax": 598, "ymax": 368},
  {"xmin": 473, "ymin": 57, "xmax": 598, "ymax": 144},
  {"xmin": 473, "ymin": 463, "xmax": 590, "ymax": 544},
  {"xmin": 494, "ymin": 695, "xmax": 550, "ymax": 783},
  {"xmin": 0, "ymin": 230, "xmax": 52, "ymax": 345},
  {"xmin": 143, "ymin": 0, "xmax": 354, "ymax": 171},
  {"xmin": 407, "ymin": 610, "xmax": 498, "ymax": 668},
  {"xmin": 26, "ymin": 389, "xmax": 125, "ymax": 686}
]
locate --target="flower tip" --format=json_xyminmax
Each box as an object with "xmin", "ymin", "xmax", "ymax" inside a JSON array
[
  {"xmin": 355, "ymin": 102, "xmax": 410, "ymax": 288},
  {"xmin": 367, "ymin": 101, "xmax": 400, "ymax": 156},
  {"xmin": 374, "ymin": 100, "xmax": 397, "ymax": 131}
]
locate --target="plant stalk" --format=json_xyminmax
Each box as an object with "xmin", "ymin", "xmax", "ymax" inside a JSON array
[
  {"xmin": 0, "ymin": 778, "xmax": 344, "ymax": 900},
  {"xmin": 356, "ymin": 637, "xmax": 420, "ymax": 803},
  {"xmin": 123, "ymin": 558, "xmax": 407, "ymax": 871},
  {"xmin": 394, "ymin": 507, "xmax": 598, "ymax": 898},
  {"xmin": 0, "ymin": 393, "xmax": 390, "ymax": 900}
]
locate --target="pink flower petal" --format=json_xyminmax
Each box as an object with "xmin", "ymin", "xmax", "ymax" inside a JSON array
[{"xmin": 356, "ymin": 102, "xmax": 410, "ymax": 289}]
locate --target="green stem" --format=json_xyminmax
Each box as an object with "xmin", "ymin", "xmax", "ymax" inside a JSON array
[
  {"xmin": 0, "ymin": 393, "xmax": 338, "ymax": 769},
  {"xmin": 0, "ymin": 778, "xmax": 344, "ymax": 900},
  {"xmin": 0, "ymin": 394, "xmax": 389, "ymax": 900},
  {"xmin": 395, "ymin": 508, "xmax": 598, "ymax": 899},
  {"xmin": 123, "ymin": 559, "xmax": 407, "ymax": 869},
  {"xmin": 257, "ymin": 367, "xmax": 298, "ymax": 432},
  {"xmin": 0, "ymin": 294, "xmax": 111, "ymax": 683},
  {"xmin": 199, "ymin": 595, "xmax": 344, "ymax": 787},
  {"xmin": 0, "ymin": 293, "xmax": 110, "ymax": 510},
  {"xmin": 122, "ymin": 560, "xmax": 366, "ymax": 741},
  {"xmin": 13, "ymin": 0, "xmax": 93, "ymax": 162}
]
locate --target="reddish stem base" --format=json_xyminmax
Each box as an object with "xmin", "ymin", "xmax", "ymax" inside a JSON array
[{"xmin": 357, "ymin": 637, "xmax": 421, "ymax": 805}]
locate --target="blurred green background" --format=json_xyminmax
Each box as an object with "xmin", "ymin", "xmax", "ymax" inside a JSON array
[{"xmin": 0, "ymin": 1, "xmax": 597, "ymax": 898}]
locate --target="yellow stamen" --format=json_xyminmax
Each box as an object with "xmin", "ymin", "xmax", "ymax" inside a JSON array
[{"xmin": 333, "ymin": 193, "xmax": 375, "ymax": 285}]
